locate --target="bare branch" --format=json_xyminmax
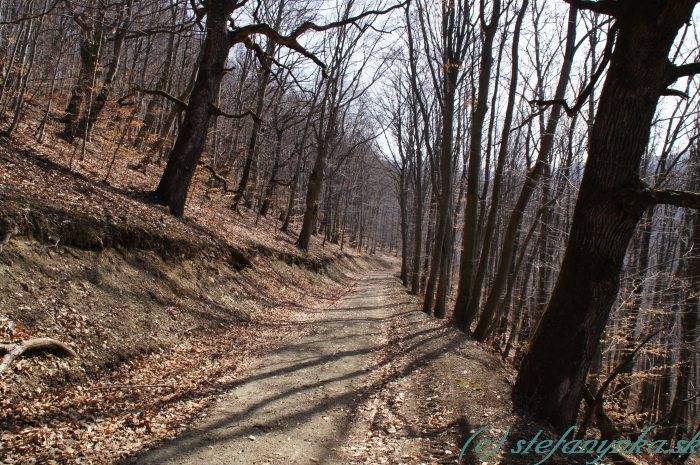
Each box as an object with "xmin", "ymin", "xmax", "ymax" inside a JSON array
[
  {"xmin": 190, "ymin": 0, "xmax": 206, "ymax": 30},
  {"xmin": 124, "ymin": 21, "xmax": 197, "ymax": 40},
  {"xmin": 672, "ymin": 62, "xmax": 700, "ymax": 80},
  {"xmin": 199, "ymin": 163, "xmax": 231, "ymax": 193},
  {"xmin": 661, "ymin": 88, "xmax": 690, "ymax": 99},
  {"xmin": 286, "ymin": 1, "xmax": 409, "ymax": 39},
  {"xmin": 0, "ymin": 0, "xmax": 60, "ymax": 25},
  {"xmin": 242, "ymin": 37, "xmax": 271, "ymax": 71},
  {"xmin": 209, "ymin": 105, "xmax": 262, "ymax": 123},
  {"xmin": 230, "ymin": 24, "xmax": 328, "ymax": 76},
  {"xmin": 229, "ymin": 1, "xmax": 408, "ymax": 77},
  {"xmin": 131, "ymin": 86, "xmax": 188, "ymax": 110},
  {"xmin": 531, "ymin": 22, "xmax": 618, "ymax": 117}
]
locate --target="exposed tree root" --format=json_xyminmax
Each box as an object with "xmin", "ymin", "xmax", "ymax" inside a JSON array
[{"xmin": 0, "ymin": 337, "xmax": 76, "ymax": 375}]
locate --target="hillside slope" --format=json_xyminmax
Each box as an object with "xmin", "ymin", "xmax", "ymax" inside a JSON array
[{"xmin": 0, "ymin": 117, "xmax": 388, "ymax": 462}]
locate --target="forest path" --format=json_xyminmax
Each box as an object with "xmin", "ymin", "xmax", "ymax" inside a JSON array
[{"xmin": 134, "ymin": 271, "xmax": 403, "ymax": 465}]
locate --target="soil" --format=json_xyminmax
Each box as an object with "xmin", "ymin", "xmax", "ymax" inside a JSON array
[
  {"xmin": 0, "ymin": 125, "xmax": 369, "ymax": 403},
  {"xmin": 0, "ymin": 230, "xmax": 379, "ymax": 464}
]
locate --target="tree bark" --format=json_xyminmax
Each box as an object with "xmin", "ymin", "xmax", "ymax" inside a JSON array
[
  {"xmin": 259, "ymin": 129, "xmax": 284, "ymax": 217},
  {"xmin": 297, "ymin": 140, "xmax": 329, "ymax": 250},
  {"xmin": 231, "ymin": 17, "xmax": 280, "ymax": 211},
  {"xmin": 154, "ymin": 3, "xmax": 232, "ymax": 216},
  {"xmin": 514, "ymin": 0, "xmax": 699, "ymax": 432},
  {"xmin": 62, "ymin": 16, "xmax": 103, "ymax": 141},
  {"xmin": 76, "ymin": 0, "xmax": 133, "ymax": 138},
  {"xmin": 410, "ymin": 118, "xmax": 424, "ymax": 295},
  {"xmin": 456, "ymin": 0, "xmax": 525, "ymax": 330},
  {"xmin": 453, "ymin": 0, "xmax": 501, "ymax": 327}
]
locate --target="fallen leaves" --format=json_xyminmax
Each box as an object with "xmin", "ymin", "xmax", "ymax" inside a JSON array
[{"xmin": 1, "ymin": 247, "xmax": 364, "ymax": 464}]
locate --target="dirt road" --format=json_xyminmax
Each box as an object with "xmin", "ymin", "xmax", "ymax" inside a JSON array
[
  {"xmin": 134, "ymin": 272, "xmax": 403, "ymax": 464},
  {"xmin": 131, "ymin": 271, "xmax": 516, "ymax": 465}
]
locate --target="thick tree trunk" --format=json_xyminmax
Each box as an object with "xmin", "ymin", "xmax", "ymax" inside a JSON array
[
  {"xmin": 154, "ymin": 6, "xmax": 231, "ymax": 216},
  {"xmin": 422, "ymin": 197, "xmax": 446, "ymax": 315},
  {"xmin": 140, "ymin": 47, "xmax": 203, "ymax": 167},
  {"xmin": 62, "ymin": 28, "xmax": 101, "ymax": 141},
  {"xmin": 77, "ymin": 1, "xmax": 132, "ymax": 137},
  {"xmin": 431, "ymin": 73, "xmax": 459, "ymax": 318},
  {"xmin": 281, "ymin": 97, "xmax": 317, "ymax": 233},
  {"xmin": 514, "ymin": 1, "xmax": 697, "ymax": 431}
]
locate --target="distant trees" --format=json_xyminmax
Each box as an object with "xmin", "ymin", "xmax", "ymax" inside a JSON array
[
  {"xmin": 453, "ymin": 0, "xmax": 502, "ymax": 329},
  {"xmin": 295, "ymin": 2, "xmax": 388, "ymax": 251},
  {"xmin": 0, "ymin": 0, "xmax": 402, "ymax": 254},
  {"xmin": 472, "ymin": 2, "xmax": 576, "ymax": 341},
  {"xmin": 152, "ymin": 0, "xmax": 404, "ymax": 217}
]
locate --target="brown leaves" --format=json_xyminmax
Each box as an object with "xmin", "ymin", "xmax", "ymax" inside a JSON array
[
  {"xmin": 1, "ymin": 304, "xmax": 326, "ymax": 463},
  {"xmin": 0, "ymin": 104, "xmax": 366, "ymax": 463}
]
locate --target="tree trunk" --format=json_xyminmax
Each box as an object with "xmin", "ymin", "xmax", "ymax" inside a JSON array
[
  {"xmin": 260, "ymin": 129, "xmax": 284, "ymax": 217},
  {"xmin": 453, "ymin": 0, "xmax": 501, "ymax": 327},
  {"xmin": 281, "ymin": 148, "xmax": 304, "ymax": 232},
  {"xmin": 410, "ymin": 140, "xmax": 424, "ymax": 295},
  {"xmin": 456, "ymin": 0, "xmax": 526, "ymax": 329},
  {"xmin": 473, "ymin": 6, "xmax": 577, "ymax": 341},
  {"xmin": 153, "ymin": 5, "xmax": 231, "ymax": 216},
  {"xmin": 297, "ymin": 138, "xmax": 329, "ymax": 250},
  {"xmin": 664, "ymin": 163, "xmax": 700, "ymax": 439},
  {"xmin": 232, "ymin": 43, "xmax": 276, "ymax": 211},
  {"xmin": 62, "ymin": 24, "xmax": 102, "ymax": 141},
  {"xmin": 76, "ymin": 0, "xmax": 132, "ymax": 137},
  {"xmin": 514, "ymin": 1, "xmax": 697, "ymax": 431},
  {"xmin": 134, "ymin": 5, "xmax": 178, "ymax": 148}
]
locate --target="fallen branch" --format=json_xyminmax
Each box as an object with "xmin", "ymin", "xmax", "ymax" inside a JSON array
[
  {"xmin": 85, "ymin": 384, "xmax": 179, "ymax": 391},
  {"xmin": 0, "ymin": 337, "xmax": 77, "ymax": 375},
  {"xmin": 199, "ymin": 163, "xmax": 232, "ymax": 193}
]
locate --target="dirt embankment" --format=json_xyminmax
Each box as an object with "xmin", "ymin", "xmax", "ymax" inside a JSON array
[
  {"xmin": 0, "ymin": 130, "xmax": 380, "ymax": 395},
  {"xmin": 0, "ymin": 191, "xmax": 373, "ymax": 395},
  {"xmin": 0, "ymin": 157, "xmax": 390, "ymax": 464}
]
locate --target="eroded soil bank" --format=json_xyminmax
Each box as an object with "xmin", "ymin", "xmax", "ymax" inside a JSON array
[{"xmin": 0, "ymin": 197, "xmax": 383, "ymax": 463}]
